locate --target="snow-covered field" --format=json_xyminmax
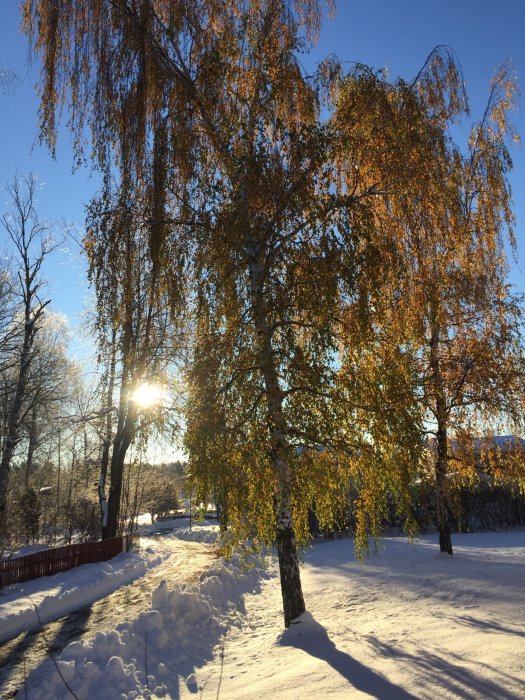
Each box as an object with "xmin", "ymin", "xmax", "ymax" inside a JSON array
[{"xmin": 10, "ymin": 530, "xmax": 525, "ymax": 699}]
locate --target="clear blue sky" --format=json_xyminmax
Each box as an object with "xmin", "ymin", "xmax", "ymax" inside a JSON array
[{"xmin": 0, "ymin": 0, "xmax": 524, "ymax": 346}]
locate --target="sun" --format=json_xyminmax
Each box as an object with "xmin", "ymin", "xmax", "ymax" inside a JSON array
[{"xmin": 131, "ymin": 383, "xmax": 166, "ymax": 408}]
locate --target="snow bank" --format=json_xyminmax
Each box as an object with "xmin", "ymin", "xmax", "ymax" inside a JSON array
[
  {"xmin": 171, "ymin": 522, "xmax": 220, "ymax": 543},
  {"xmin": 3, "ymin": 543, "xmax": 49, "ymax": 559},
  {"xmin": 140, "ymin": 516, "xmax": 220, "ymax": 541},
  {"xmin": 0, "ymin": 538, "xmax": 170, "ymax": 644},
  {"xmin": 23, "ymin": 551, "xmax": 267, "ymax": 699}
]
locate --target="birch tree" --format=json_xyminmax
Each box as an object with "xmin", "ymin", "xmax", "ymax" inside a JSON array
[
  {"xmin": 23, "ymin": 0, "xmax": 339, "ymax": 626},
  {"xmin": 86, "ymin": 191, "xmax": 183, "ymax": 538},
  {"xmin": 0, "ymin": 260, "xmax": 17, "ymax": 396},
  {"xmin": 343, "ymin": 64, "xmax": 524, "ymax": 554},
  {"xmin": 20, "ymin": 312, "xmax": 71, "ymax": 486},
  {"xmin": 405, "ymin": 68, "xmax": 524, "ymax": 555},
  {"xmin": 23, "ymin": 0, "xmax": 478, "ymax": 625}
]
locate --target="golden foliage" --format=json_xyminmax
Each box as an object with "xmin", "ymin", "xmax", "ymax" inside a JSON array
[{"xmin": 23, "ymin": 2, "xmax": 524, "ymax": 564}]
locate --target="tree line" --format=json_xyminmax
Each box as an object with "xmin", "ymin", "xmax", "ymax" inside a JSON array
[
  {"xmin": 0, "ymin": 174, "xmax": 183, "ymax": 552},
  {"xmin": 6, "ymin": 0, "xmax": 524, "ymax": 628}
]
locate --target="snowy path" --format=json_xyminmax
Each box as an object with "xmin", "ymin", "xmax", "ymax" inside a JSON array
[{"xmin": 0, "ymin": 537, "xmax": 215, "ymax": 698}]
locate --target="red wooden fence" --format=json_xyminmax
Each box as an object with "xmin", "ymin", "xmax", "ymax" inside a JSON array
[{"xmin": 0, "ymin": 536, "xmax": 128, "ymax": 588}]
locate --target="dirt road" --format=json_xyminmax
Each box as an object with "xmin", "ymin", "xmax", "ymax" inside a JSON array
[{"xmin": 0, "ymin": 536, "xmax": 215, "ymax": 698}]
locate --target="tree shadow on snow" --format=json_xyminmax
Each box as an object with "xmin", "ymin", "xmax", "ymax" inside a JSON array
[
  {"xmin": 46, "ymin": 603, "xmax": 93, "ymax": 654},
  {"xmin": 278, "ymin": 612, "xmax": 419, "ymax": 700},
  {"xmin": 364, "ymin": 634, "xmax": 524, "ymax": 699},
  {"xmin": 448, "ymin": 614, "xmax": 525, "ymax": 639},
  {"xmin": 0, "ymin": 604, "xmax": 93, "ymax": 698},
  {"xmin": 24, "ymin": 604, "xmax": 93, "ymax": 697},
  {"xmin": 303, "ymin": 538, "xmax": 524, "ymax": 610},
  {"xmin": 0, "ymin": 630, "xmax": 40, "ymax": 697},
  {"xmin": 132, "ymin": 569, "xmax": 270, "ymax": 700}
]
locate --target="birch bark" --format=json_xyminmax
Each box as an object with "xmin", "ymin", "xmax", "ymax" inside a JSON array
[
  {"xmin": 245, "ymin": 235, "xmax": 305, "ymax": 626},
  {"xmin": 429, "ymin": 323, "xmax": 453, "ymax": 555}
]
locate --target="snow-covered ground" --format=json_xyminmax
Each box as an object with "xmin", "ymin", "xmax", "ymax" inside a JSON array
[
  {"xmin": 140, "ymin": 517, "xmax": 220, "ymax": 542},
  {"xmin": 22, "ymin": 548, "xmax": 267, "ymax": 699},
  {"xmin": 0, "ymin": 537, "xmax": 172, "ymax": 644},
  {"xmin": 198, "ymin": 531, "xmax": 525, "ymax": 700},
  {"xmin": 11, "ymin": 530, "xmax": 525, "ymax": 699},
  {"xmin": 2, "ymin": 543, "xmax": 50, "ymax": 559}
]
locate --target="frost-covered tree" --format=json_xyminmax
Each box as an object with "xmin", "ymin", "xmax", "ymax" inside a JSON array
[{"xmin": 0, "ymin": 174, "xmax": 60, "ymax": 537}]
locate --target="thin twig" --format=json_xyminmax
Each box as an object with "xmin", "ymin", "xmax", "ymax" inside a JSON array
[
  {"xmin": 145, "ymin": 630, "xmax": 150, "ymax": 692},
  {"xmin": 199, "ymin": 670, "xmax": 213, "ymax": 699},
  {"xmin": 216, "ymin": 628, "xmax": 228, "ymax": 700}
]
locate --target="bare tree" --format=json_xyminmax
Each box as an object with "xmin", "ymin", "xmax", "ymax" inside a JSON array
[
  {"xmin": 0, "ymin": 174, "xmax": 61, "ymax": 536},
  {"xmin": 0, "ymin": 259, "xmax": 17, "ymax": 383},
  {"xmin": 84, "ymin": 196, "xmax": 182, "ymax": 539},
  {"xmin": 0, "ymin": 68, "xmax": 19, "ymax": 95},
  {"xmin": 20, "ymin": 312, "xmax": 72, "ymax": 485}
]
